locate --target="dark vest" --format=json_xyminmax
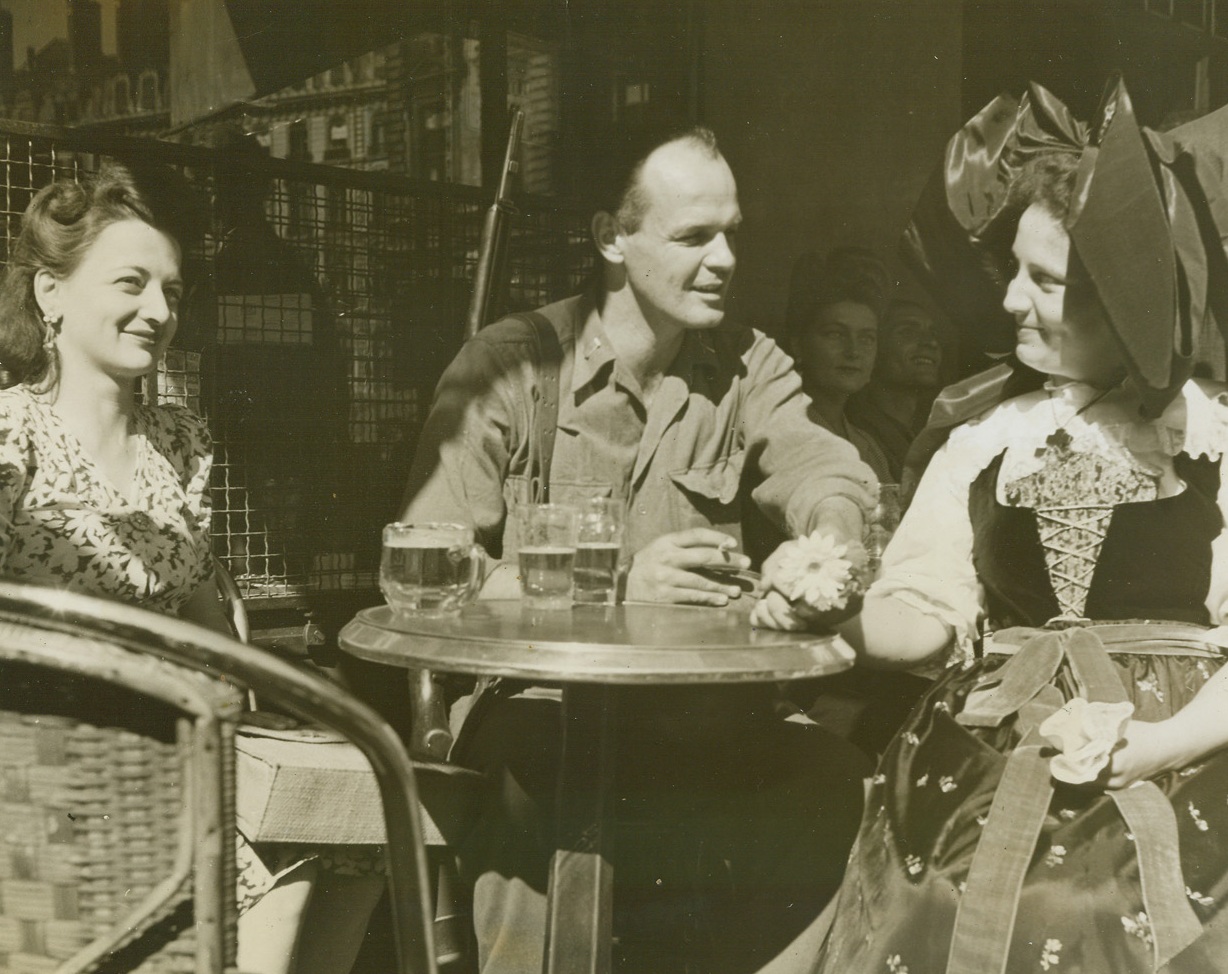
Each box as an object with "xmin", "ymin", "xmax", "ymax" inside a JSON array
[{"xmin": 969, "ymin": 452, "xmax": 1223, "ymax": 628}]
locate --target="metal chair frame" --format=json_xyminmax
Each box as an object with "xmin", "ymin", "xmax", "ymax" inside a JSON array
[{"xmin": 0, "ymin": 581, "xmax": 437, "ymax": 974}]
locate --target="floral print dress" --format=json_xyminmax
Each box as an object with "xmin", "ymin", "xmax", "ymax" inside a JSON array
[
  {"xmin": 0, "ymin": 385, "xmax": 213, "ymax": 609},
  {"xmin": 0, "ymin": 386, "xmax": 383, "ymax": 911}
]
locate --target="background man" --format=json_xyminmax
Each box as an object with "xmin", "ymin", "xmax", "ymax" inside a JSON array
[
  {"xmin": 400, "ymin": 125, "xmax": 876, "ymax": 973},
  {"xmin": 847, "ymin": 297, "xmax": 944, "ymax": 482}
]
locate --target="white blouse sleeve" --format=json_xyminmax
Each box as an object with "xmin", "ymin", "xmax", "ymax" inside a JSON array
[{"xmin": 869, "ymin": 402, "xmax": 1023, "ymax": 667}]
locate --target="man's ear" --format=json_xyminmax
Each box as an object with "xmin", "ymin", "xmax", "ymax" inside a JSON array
[
  {"xmin": 591, "ymin": 211, "xmax": 625, "ymax": 265},
  {"xmin": 33, "ymin": 269, "xmax": 58, "ymax": 319}
]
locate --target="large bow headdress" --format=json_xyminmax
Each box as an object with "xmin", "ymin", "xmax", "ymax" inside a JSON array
[{"xmin": 904, "ymin": 76, "xmax": 1228, "ymax": 427}]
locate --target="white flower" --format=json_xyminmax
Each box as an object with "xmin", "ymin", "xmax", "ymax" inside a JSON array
[
  {"xmin": 1189, "ymin": 802, "xmax": 1209, "ymax": 832},
  {"xmin": 1187, "ymin": 887, "xmax": 1214, "ymax": 908},
  {"xmin": 886, "ymin": 954, "xmax": 909, "ymax": 974},
  {"xmin": 1040, "ymin": 938, "xmax": 1063, "ymax": 970},
  {"xmin": 772, "ymin": 530, "xmax": 856, "ymax": 612},
  {"xmin": 1039, "ymin": 697, "xmax": 1135, "ymax": 784},
  {"xmin": 1121, "ymin": 912, "xmax": 1154, "ymax": 947},
  {"xmin": 905, "ymin": 854, "xmax": 923, "ymax": 876},
  {"xmin": 939, "ymin": 776, "xmax": 957, "ymax": 793}
]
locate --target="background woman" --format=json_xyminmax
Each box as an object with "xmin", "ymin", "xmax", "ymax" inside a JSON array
[
  {"xmin": 0, "ymin": 163, "xmax": 380, "ymax": 974},
  {"xmin": 759, "ymin": 80, "xmax": 1228, "ymax": 972},
  {"xmin": 785, "ymin": 246, "xmax": 894, "ymax": 483}
]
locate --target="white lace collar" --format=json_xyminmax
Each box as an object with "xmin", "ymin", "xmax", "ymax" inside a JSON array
[{"xmin": 944, "ymin": 378, "xmax": 1228, "ymax": 500}]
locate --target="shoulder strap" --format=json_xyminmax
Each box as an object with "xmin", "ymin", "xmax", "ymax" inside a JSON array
[{"xmin": 511, "ymin": 311, "xmax": 563, "ymax": 503}]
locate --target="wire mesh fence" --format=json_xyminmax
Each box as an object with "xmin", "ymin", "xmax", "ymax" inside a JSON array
[{"xmin": 0, "ymin": 122, "xmax": 592, "ymax": 616}]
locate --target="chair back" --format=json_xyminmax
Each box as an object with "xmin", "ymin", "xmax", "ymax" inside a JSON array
[
  {"xmin": 213, "ymin": 555, "xmax": 251, "ymax": 645},
  {"xmin": 0, "ymin": 612, "xmax": 240, "ymax": 973},
  {"xmin": 0, "ymin": 582, "xmax": 437, "ymax": 974}
]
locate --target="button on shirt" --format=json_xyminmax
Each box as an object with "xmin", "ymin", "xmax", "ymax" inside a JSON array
[{"xmin": 401, "ymin": 290, "xmax": 875, "ymax": 568}]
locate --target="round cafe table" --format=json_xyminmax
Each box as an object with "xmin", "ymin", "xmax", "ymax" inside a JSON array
[{"xmin": 339, "ymin": 600, "xmax": 854, "ymax": 974}]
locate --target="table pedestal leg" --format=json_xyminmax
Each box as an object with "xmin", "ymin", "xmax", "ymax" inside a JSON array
[{"xmin": 543, "ymin": 684, "xmax": 616, "ymax": 974}]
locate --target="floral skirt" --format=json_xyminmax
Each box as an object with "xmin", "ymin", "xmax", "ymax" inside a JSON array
[{"xmin": 815, "ymin": 623, "xmax": 1228, "ymax": 974}]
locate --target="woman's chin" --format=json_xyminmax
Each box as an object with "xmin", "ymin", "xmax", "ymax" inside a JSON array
[{"xmin": 1014, "ymin": 347, "xmax": 1056, "ymax": 378}]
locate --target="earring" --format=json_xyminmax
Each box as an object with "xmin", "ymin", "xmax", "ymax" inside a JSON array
[{"xmin": 41, "ymin": 312, "xmax": 60, "ymax": 352}]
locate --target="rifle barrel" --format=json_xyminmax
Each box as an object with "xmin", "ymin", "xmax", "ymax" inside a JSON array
[{"xmin": 465, "ymin": 109, "xmax": 526, "ymax": 339}]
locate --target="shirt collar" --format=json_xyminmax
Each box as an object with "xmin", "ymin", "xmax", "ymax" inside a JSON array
[
  {"xmin": 571, "ymin": 292, "xmax": 616, "ymax": 395},
  {"xmin": 570, "ymin": 295, "xmax": 722, "ymax": 395}
]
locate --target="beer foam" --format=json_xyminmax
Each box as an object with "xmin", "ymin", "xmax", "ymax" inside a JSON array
[{"xmin": 386, "ymin": 529, "xmax": 465, "ymax": 548}]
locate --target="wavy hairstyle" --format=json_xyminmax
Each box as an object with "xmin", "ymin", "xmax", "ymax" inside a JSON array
[
  {"xmin": 1004, "ymin": 150, "xmax": 1081, "ymax": 225},
  {"xmin": 0, "ymin": 160, "xmax": 204, "ymax": 387},
  {"xmin": 785, "ymin": 245, "xmax": 892, "ymax": 346}
]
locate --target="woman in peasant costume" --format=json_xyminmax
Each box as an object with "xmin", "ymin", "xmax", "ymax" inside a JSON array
[{"xmin": 755, "ymin": 78, "xmax": 1228, "ymax": 973}]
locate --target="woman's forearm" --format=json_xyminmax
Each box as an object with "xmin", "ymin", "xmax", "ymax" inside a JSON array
[
  {"xmin": 1157, "ymin": 662, "xmax": 1228, "ymax": 767},
  {"xmin": 1108, "ymin": 662, "xmax": 1228, "ymax": 787},
  {"xmin": 181, "ymin": 575, "xmax": 235, "ymax": 637},
  {"xmin": 838, "ymin": 594, "xmax": 953, "ymax": 669}
]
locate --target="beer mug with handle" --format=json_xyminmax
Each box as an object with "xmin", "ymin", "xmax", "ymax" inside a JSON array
[{"xmin": 381, "ymin": 522, "xmax": 486, "ymax": 617}]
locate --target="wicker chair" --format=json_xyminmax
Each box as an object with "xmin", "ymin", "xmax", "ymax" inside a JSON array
[{"xmin": 0, "ymin": 582, "xmax": 437, "ymax": 974}]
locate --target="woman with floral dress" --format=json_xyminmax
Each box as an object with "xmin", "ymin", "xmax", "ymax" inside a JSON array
[
  {"xmin": 0, "ymin": 163, "xmax": 380, "ymax": 974},
  {"xmin": 755, "ymin": 79, "xmax": 1228, "ymax": 973}
]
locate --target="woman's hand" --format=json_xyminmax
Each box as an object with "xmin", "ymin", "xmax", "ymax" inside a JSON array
[
  {"xmin": 749, "ymin": 589, "xmax": 810, "ymax": 631},
  {"xmin": 1103, "ymin": 719, "xmax": 1186, "ymax": 789}
]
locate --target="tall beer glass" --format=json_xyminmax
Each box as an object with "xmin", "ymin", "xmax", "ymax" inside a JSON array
[
  {"xmin": 515, "ymin": 504, "xmax": 579, "ymax": 610},
  {"xmin": 574, "ymin": 497, "xmax": 625, "ymax": 604}
]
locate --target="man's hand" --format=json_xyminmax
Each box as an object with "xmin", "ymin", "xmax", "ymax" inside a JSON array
[
  {"xmin": 625, "ymin": 528, "xmax": 751, "ymax": 605},
  {"xmin": 812, "ymin": 496, "xmax": 864, "ymax": 547}
]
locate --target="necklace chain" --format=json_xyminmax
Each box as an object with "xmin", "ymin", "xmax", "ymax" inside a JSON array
[{"xmin": 1042, "ymin": 384, "xmax": 1116, "ymax": 453}]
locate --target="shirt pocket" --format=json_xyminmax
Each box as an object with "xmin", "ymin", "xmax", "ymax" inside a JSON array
[{"xmin": 668, "ymin": 449, "xmax": 746, "ymax": 530}]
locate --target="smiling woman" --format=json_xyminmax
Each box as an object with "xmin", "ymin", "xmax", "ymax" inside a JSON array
[
  {"xmin": 807, "ymin": 79, "xmax": 1228, "ymax": 974},
  {"xmin": 0, "ymin": 164, "xmax": 206, "ymax": 517},
  {"xmin": 0, "ymin": 164, "xmax": 384, "ymax": 974},
  {"xmin": 38, "ymin": 218, "xmax": 184, "ymax": 385}
]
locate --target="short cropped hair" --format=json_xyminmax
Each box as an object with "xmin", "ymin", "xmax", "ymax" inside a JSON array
[
  {"xmin": 0, "ymin": 160, "xmax": 204, "ymax": 386},
  {"xmin": 597, "ymin": 124, "xmax": 721, "ymax": 231}
]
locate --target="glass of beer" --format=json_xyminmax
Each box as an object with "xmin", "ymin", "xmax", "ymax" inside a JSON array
[
  {"xmin": 516, "ymin": 503, "xmax": 580, "ymax": 610},
  {"xmin": 863, "ymin": 484, "xmax": 903, "ymax": 580},
  {"xmin": 574, "ymin": 498, "xmax": 625, "ymax": 605},
  {"xmin": 380, "ymin": 522, "xmax": 486, "ymax": 618}
]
